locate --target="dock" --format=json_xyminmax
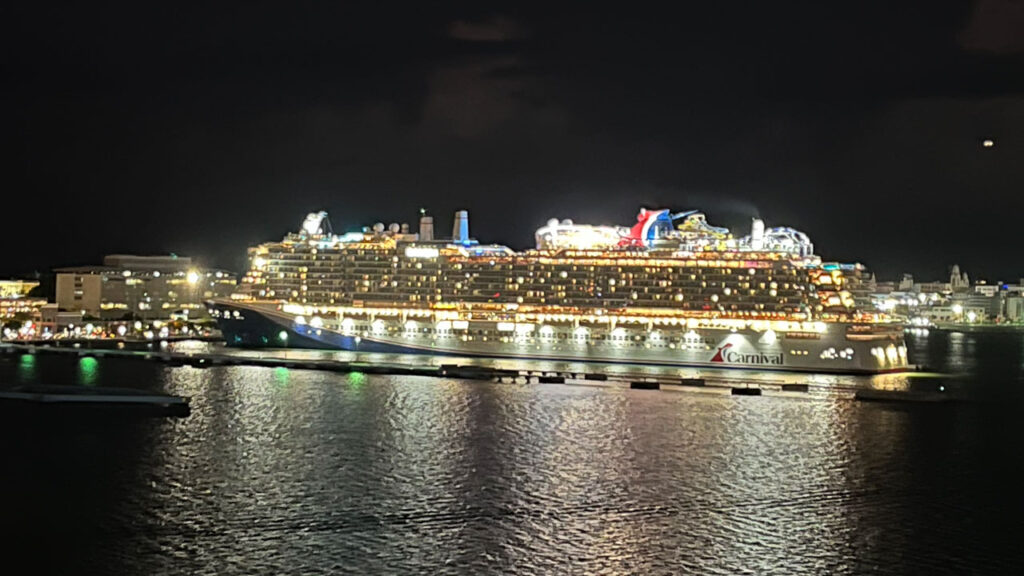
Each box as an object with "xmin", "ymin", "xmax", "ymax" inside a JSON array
[
  {"xmin": 0, "ymin": 385, "xmax": 190, "ymax": 417},
  {"xmin": 0, "ymin": 342, "xmax": 956, "ymax": 403}
]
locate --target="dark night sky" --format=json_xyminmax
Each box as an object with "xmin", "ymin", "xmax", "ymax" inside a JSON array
[{"xmin": 3, "ymin": 1, "xmax": 1023, "ymax": 281}]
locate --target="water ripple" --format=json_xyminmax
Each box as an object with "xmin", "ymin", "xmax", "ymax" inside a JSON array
[{"xmin": 2, "ymin": 331, "xmax": 1023, "ymax": 574}]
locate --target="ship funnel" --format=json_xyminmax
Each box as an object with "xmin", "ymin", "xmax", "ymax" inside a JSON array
[
  {"xmin": 452, "ymin": 210, "xmax": 469, "ymax": 243},
  {"xmin": 301, "ymin": 211, "xmax": 331, "ymax": 236},
  {"xmin": 419, "ymin": 214, "xmax": 434, "ymax": 241},
  {"xmin": 751, "ymin": 218, "xmax": 765, "ymax": 250}
]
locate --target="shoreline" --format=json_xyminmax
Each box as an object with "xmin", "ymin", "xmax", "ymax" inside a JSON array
[{"xmin": 928, "ymin": 324, "xmax": 1024, "ymax": 333}]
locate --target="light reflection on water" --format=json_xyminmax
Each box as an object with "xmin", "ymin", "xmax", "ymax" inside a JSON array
[
  {"xmin": 78, "ymin": 356, "xmax": 100, "ymax": 386},
  {"xmin": 17, "ymin": 352, "xmax": 36, "ymax": 379},
  {"xmin": 1, "ymin": 330, "xmax": 1022, "ymax": 574}
]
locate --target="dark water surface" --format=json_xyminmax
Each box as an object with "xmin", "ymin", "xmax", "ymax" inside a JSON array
[{"xmin": 2, "ymin": 330, "xmax": 1024, "ymax": 574}]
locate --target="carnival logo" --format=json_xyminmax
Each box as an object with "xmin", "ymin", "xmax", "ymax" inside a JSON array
[
  {"xmin": 710, "ymin": 342, "xmax": 784, "ymax": 365},
  {"xmin": 710, "ymin": 343, "xmax": 733, "ymax": 363}
]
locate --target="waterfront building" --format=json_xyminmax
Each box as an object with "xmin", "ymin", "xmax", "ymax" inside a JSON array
[
  {"xmin": 973, "ymin": 283, "xmax": 999, "ymax": 298},
  {"xmin": 867, "ymin": 265, "xmax": 1024, "ymax": 324},
  {"xmin": 864, "ymin": 272, "xmax": 877, "ymax": 293},
  {"xmin": 1006, "ymin": 296, "xmax": 1024, "ymax": 323},
  {"xmin": 55, "ymin": 255, "xmax": 236, "ymax": 320},
  {"xmin": 0, "ymin": 280, "xmax": 39, "ymax": 299},
  {"xmin": 915, "ymin": 281, "xmax": 950, "ymax": 295},
  {"xmin": 950, "ymin": 293, "xmax": 1002, "ymax": 321},
  {"xmin": 918, "ymin": 304, "xmax": 987, "ymax": 324},
  {"xmin": 210, "ymin": 208, "xmax": 909, "ymax": 373},
  {"xmin": 0, "ymin": 296, "xmax": 48, "ymax": 322},
  {"xmin": 38, "ymin": 303, "xmax": 82, "ymax": 333},
  {"xmin": 897, "ymin": 274, "xmax": 914, "ymax": 292},
  {"xmin": 950, "ymin": 264, "xmax": 970, "ymax": 292},
  {"xmin": 0, "ymin": 279, "xmax": 47, "ymax": 324}
]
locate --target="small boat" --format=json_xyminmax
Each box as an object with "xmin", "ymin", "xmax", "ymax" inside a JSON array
[
  {"xmin": 854, "ymin": 387, "xmax": 954, "ymax": 404},
  {"xmin": 0, "ymin": 385, "xmax": 190, "ymax": 417}
]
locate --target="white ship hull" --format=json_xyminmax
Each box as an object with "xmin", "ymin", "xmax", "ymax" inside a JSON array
[{"xmin": 211, "ymin": 301, "xmax": 911, "ymax": 374}]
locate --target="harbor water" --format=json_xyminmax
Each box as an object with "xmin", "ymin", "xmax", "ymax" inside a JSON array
[{"xmin": 2, "ymin": 329, "xmax": 1023, "ymax": 574}]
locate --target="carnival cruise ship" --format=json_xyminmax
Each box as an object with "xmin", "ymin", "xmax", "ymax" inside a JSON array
[{"xmin": 208, "ymin": 208, "xmax": 909, "ymax": 374}]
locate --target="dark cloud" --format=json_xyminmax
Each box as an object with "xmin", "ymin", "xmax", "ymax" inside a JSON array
[
  {"xmin": 2, "ymin": 2, "xmax": 1023, "ymax": 281},
  {"xmin": 959, "ymin": 0, "xmax": 1024, "ymax": 54},
  {"xmin": 449, "ymin": 15, "xmax": 527, "ymax": 42}
]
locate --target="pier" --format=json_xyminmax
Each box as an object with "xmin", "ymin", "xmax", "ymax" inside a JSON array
[{"xmin": 0, "ymin": 342, "xmax": 955, "ymax": 403}]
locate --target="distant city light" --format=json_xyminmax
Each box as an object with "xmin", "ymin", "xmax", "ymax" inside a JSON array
[
  {"xmin": 982, "ymin": 139, "xmax": 994, "ymax": 148},
  {"xmin": 186, "ymin": 270, "xmax": 201, "ymax": 284}
]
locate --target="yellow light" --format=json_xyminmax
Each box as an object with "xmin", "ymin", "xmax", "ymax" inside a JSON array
[
  {"xmin": 885, "ymin": 344, "xmax": 898, "ymax": 362},
  {"xmin": 186, "ymin": 270, "xmax": 201, "ymax": 284}
]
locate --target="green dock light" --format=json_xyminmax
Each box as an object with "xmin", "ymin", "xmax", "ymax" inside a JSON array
[
  {"xmin": 274, "ymin": 366, "xmax": 290, "ymax": 387},
  {"xmin": 348, "ymin": 371, "xmax": 366, "ymax": 388},
  {"xmin": 79, "ymin": 356, "xmax": 99, "ymax": 386}
]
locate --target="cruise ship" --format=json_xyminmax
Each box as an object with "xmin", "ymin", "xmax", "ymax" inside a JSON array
[{"xmin": 209, "ymin": 208, "xmax": 909, "ymax": 374}]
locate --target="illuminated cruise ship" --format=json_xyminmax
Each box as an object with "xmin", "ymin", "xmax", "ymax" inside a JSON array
[{"xmin": 209, "ymin": 208, "xmax": 909, "ymax": 373}]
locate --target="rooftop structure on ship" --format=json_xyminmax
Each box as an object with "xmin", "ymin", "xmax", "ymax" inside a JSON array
[{"xmin": 236, "ymin": 207, "xmax": 859, "ymax": 322}]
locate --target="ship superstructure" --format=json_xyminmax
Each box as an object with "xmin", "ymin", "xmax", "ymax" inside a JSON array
[{"xmin": 210, "ymin": 208, "xmax": 909, "ymax": 373}]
